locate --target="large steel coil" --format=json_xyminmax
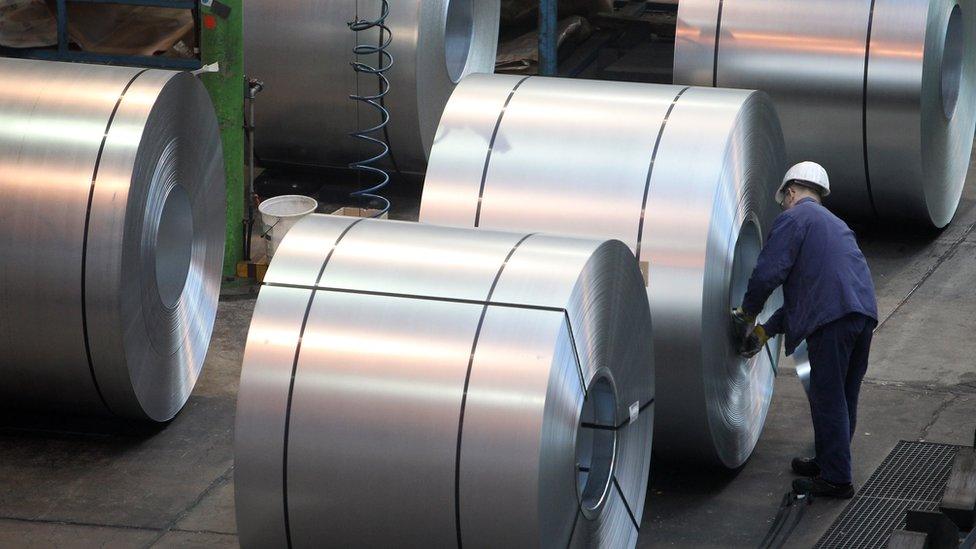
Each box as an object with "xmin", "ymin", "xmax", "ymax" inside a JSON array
[
  {"xmin": 235, "ymin": 215, "xmax": 654, "ymax": 548},
  {"xmin": 0, "ymin": 58, "xmax": 225, "ymax": 422},
  {"xmin": 674, "ymin": 0, "xmax": 976, "ymax": 227},
  {"xmin": 244, "ymin": 0, "xmax": 500, "ymax": 174},
  {"xmin": 420, "ymin": 74, "xmax": 786, "ymax": 468}
]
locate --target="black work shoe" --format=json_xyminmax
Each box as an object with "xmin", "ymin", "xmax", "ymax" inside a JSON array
[
  {"xmin": 791, "ymin": 457, "xmax": 821, "ymax": 477},
  {"xmin": 792, "ymin": 477, "xmax": 855, "ymax": 499}
]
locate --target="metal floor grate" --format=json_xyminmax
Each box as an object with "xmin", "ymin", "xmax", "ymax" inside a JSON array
[{"xmin": 815, "ymin": 440, "xmax": 960, "ymax": 549}]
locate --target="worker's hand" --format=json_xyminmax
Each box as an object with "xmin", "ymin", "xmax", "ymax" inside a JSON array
[
  {"xmin": 731, "ymin": 307, "xmax": 756, "ymax": 337},
  {"xmin": 740, "ymin": 324, "xmax": 771, "ymax": 358}
]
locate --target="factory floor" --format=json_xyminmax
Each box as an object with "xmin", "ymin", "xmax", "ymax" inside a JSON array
[{"xmin": 1, "ymin": 167, "xmax": 975, "ymax": 549}]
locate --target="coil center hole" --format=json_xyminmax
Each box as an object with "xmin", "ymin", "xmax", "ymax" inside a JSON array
[
  {"xmin": 729, "ymin": 219, "xmax": 762, "ymax": 315},
  {"xmin": 155, "ymin": 185, "xmax": 194, "ymax": 308},
  {"xmin": 444, "ymin": 0, "xmax": 474, "ymax": 83},
  {"xmin": 942, "ymin": 5, "xmax": 964, "ymax": 120},
  {"xmin": 575, "ymin": 374, "xmax": 618, "ymax": 519}
]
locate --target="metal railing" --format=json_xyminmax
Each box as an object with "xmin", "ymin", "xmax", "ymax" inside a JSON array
[{"xmin": 0, "ymin": 0, "xmax": 202, "ymax": 70}]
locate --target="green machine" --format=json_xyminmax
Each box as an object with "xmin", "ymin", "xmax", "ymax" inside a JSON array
[{"xmin": 199, "ymin": 0, "xmax": 245, "ymax": 279}]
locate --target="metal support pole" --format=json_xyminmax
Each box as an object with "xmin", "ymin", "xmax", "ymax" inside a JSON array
[
  {"xmin": 538, "ymin": 0, "xmax": 558, "ymax": 76},
  {"xmin": 56, "ymin": 0, "xmax": 68, "ymax": 55},
  {"xmin": 244, "ymin": 78, "xmax": 263, "ymax": 262}
]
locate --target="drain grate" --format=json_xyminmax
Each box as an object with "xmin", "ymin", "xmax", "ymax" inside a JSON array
[{"xmin": 815, "ymin": 440, "xmax": 960, "ymax": 549}]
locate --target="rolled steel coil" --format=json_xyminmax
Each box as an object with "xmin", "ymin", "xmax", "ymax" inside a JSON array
[
  {"xmin": 235, "ymin": 214, "xmax": 654, "ymax": 548},
  {"xmin": 674, "ymin": 0, "xmax": 976, "ymax": 227},
  {"xmin": 0, "ymin": 58, "xmax": 225, "ymax": 422},
  {"xmin": 791, "ymin": 341, "xmax": 812, "ymax": 396},
  {"xmin": 420, "ymin": 74, "xmax": 786, "ymax": 468},
  {"xmin": 244, "ymin": 0, "xmax": 500, "ymax": 174}
]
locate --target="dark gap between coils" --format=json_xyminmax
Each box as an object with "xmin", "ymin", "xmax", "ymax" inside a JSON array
[
  {"xmin": 712, "ymin": 0, "xmax": 725, "ymax": 87},
  {"xmin": 280, "ymin": 218, "xmax": 363, "ymax": 549},
  {"xmin": 861, "ymin": 0, "xmax": 880, "ymax": 218},
  {"xmin": 455, "ymin": 233, "xmax": 534, "ymax": 549},
  {"xmin": 80, "ymin": 68, "xmax": 151, "ymax": 419},
  {"xmin": 636, "ymin": 86, "xmax": 690, "ymax": 262},
  {"xmin": 474, "ymin": 76, "xmax": 531, "ymax": 227}
]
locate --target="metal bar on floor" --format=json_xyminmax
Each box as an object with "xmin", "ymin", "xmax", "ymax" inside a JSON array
[
  {"xmin": 963, "ymin": 526, "xmax": 976, "ymax": 549},
  {"xmin": 539, "ymin": 0, "xmax": 558, "ymax": 76}
]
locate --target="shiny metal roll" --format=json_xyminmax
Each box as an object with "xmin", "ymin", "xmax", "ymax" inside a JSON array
[
  {"xmin": 0, "ymin": 58, "xmax": 226, "ymax": 422},
  {"xmin": 244, "ymin": 0, "xmax": 500, "ymax": 174},
  {"xmin": 674, "ymin": 0, "xmax": 976, "ymax": 227},
  {"xmin": 792, "ymin": 341, "xmax": 812, "ymax": 396},
  {"xmin": 235, "ymin": 215, "xmax": 654, "ymax": 548},
  {"xmin": 420, "ymin": 74, "xmax": 786, "ymax": 468}
]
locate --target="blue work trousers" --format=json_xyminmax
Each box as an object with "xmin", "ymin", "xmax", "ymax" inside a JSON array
[{"xmin": 806, "ymin": 313, "xmax": 877, "ymax": 485}]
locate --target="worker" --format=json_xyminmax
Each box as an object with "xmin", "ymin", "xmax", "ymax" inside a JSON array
[{"xmin": 732, "ymin": 161, "xmax": 878, "ymax": 499}]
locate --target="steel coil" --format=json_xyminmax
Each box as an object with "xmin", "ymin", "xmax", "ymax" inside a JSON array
[
  {"xmin": 235, "ymin": 215, "xmax": 654, "ymax": 548},
  {"xmin": 0, "ymin": 58, "xmax": 225, "ymax": 422},
  {"xmin": 420, "ymin": 74, "xmax": 786, "ymax": 468},
  {"xmin": 791, "ymin": 341, "xmax": 812, "ymax": 396},
  {"xmin": 674, "ymin": 0, "xmax": 976, "ymax": 227},
  {"xmin": 244, "ymin": 0, "xmax": 499, "ymax": 174}
]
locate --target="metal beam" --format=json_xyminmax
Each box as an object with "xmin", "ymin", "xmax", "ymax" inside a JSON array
[
  {"xmin": 538, "ymin": 0, "xmax": 558, "ymax": 76},
  {"xmin": 68, "ymin": 0, "xmax": 197, "ymax": 7},
  {"xmin": 0, "ymin": 47, "xmax": 201, "ymax": 69},
  {"xmin": 0, "ymin": 0, "xmax": 202, "ymax": 70}
]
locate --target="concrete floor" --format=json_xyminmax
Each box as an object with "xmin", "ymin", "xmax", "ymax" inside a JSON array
[{"xmin": 1, "ymin": 165, "xmax": 975, "ymax": 548}]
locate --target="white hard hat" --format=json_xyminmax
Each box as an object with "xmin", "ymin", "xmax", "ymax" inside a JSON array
[{"xmin": 776, "ymin": 161, "xmax": 831, "ymax": 204}]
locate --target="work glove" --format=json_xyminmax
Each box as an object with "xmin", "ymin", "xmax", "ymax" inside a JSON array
[
  {"xmin": 740, "ymin": 324, "xmax": 771, "ymax": 359},
  {"xmin": 731, "ymin": 307, "xmax": 755, "ymax": 338},
  {"xmin": 732, "ymin": 307, "xmax": 756, "ymax": 334}
]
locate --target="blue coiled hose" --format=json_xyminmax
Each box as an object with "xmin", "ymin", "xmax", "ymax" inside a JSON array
[{"xmin": 348, "ymin": 0, "xmax": 393, "ymax": 216}]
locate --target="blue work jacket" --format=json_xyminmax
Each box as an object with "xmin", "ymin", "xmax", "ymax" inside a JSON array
[{"xmin": 742, "ymin": 198, "xmax": 878, "ymax": 355}]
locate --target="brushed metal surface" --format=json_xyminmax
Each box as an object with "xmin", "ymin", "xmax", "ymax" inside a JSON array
[
  {"xmin": 0, "ymin": 58, "xmax": 225, "ymax": 422},
  {"xmin": 232, "ymin": 285, "xmax": 311, "ymax": 549},
  {"xmin": 235, "ymin": 215, "xmax": 654, "ymax": 548},
  {"xmin": 244, "ymin": 0, "xmax": 499, "ymax": 174},
  {"xmin": 421, "ymin": 74, "xmax": 786, "ymax": 468},
  {"xmin": 791, "ymin": 341, "xmax": 812, "ymax": 396},
  {"xmin": 674, "ymin": 0, "xmax": 976, "ymax": 227}
]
